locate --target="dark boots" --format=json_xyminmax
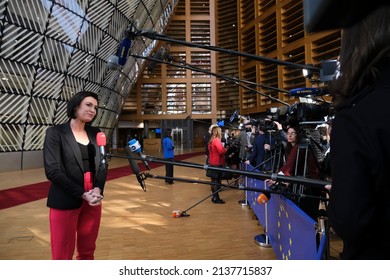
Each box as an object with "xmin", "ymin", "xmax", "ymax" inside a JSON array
[
  {"xmin": 211, "ymin": 180, "xmax": 225, "ymax": 204},
  {"xmin": 211, "ymin": 192, "xmax": 225, "ymax": 204}
]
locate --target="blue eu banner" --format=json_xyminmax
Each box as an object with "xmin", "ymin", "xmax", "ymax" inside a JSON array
[
  {"xmin": 245, "ymin": 164, "xmax": 327, "ymax": 260},
  {"xmin": 267, "ymin": 194, "xmax": 317, "ymax": 259}
]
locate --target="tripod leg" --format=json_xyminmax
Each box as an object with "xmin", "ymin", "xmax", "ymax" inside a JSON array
[{"xmin": 179, "ymin": 182, "xmax": 225, "ymax": 217}]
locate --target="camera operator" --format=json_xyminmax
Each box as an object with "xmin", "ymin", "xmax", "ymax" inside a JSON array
[
  {"xmin": 238, "ymin": 121, "xmax": 254, "ymax": 162},
  {"xmin": 263, "ymin": 120, "xmax": 287, "ymax": 172},
  {"xmin": 273, "ymin": 120, "xmax": 287, "ymax": 143},
  {"xmin": 317, "ymin": 124, "xmax": 331, "ymax": 152},
  {"xmin": 225, "ymin": 129, "xmax": 241, "ymax": 171},
  {"xmin": 265, "ymin": 125, "xmax": 325, "ymax": 220},
  {"xmin": 244, "ymin": 123, "xmax": 271, "ymax": 171}
]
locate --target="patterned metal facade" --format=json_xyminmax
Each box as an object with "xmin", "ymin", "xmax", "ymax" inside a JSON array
[{"xmin": 0, "ymin": 0, "xmax": 176, "ymax": 170}]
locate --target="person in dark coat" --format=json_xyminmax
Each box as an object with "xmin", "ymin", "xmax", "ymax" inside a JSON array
[
  {"xmin": 43, "ymin": 91, "xmax": 107, "ymax": 260},
  {"xmin": 245, "ymin": 127, "xmax": 269, "ymax": 171},
  {"xmin": 327, "ymin": 6, "xmax": 390, "ymax": 259}
]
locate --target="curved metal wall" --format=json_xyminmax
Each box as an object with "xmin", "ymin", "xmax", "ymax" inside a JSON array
[{"xmin": 0, "ymin": 0, "xmax": 176, "ymax": 170}]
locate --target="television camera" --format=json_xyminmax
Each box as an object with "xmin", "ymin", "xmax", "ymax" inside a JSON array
[
  {"xmin": 237, "ymin": 59, "xmax": 338, "ymax": 174},
  {"xmin": 246, "ymin": 59, "xmax": 338, "ymax": 131},
  {"xmin": 243, "ymin": 101, "xmax": 331, "ymax": 134}
]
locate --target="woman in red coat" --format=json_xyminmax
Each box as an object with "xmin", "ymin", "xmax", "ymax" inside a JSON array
[{"xmin": 208, "ymin": 126, "xmax": 227, "ymax": 204}]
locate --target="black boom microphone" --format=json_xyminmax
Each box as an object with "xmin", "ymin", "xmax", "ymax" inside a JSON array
[{"xmin": 125, "ymin": 146, "xmax": 147, "ymax": 192}]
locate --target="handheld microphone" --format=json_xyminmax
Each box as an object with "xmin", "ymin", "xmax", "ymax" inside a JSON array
[
  {"xmin": 128, "ymin": 139, "xmax": 151, "ymax": 170},
  {"xmin": 257, "ymin": 192, "xmax": 271, "ymax": 204},
  {"xmin": 289, "ymin": 87, "xmax": 328, "ymax": 97},
  {"xmin": 117, "ymin": 37, "xmax": 132, "ymax": 66},
  {"xmin": 125, "ymin": 146, "xmax": 146, "ymax": 192},
  {"xmin": 96, "ymin": 132, "xmax": 107, "ymax": 165},
  {"xmin": 229, "ymin": 110, "xmax": 238, "ymax": 123}
]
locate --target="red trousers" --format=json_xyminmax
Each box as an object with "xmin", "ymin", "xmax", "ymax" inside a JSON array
[{"xmin": 49, "ymin": 172, "xmax": 102, "ymax": 260}]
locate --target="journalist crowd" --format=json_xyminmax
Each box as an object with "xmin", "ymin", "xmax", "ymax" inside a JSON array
[
  {"xmin": 204, "ymin": 113, "xmax": 331, "ymax": 215},
  {"xmin": 203, "ymin": 4, "xmax": 390, "ymax": 260}
]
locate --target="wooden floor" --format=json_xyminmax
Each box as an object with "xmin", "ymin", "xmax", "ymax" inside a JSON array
[{"xmin": 0, "ymin": 149, "xmax": 342, "ymax": 260}]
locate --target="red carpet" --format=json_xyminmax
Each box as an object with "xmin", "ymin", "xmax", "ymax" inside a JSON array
[{"xmin": 0, "ymin": 152, "xmax": 204, "ymax": 210}]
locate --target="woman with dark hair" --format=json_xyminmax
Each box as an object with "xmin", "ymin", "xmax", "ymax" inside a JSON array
[
  {"xmin": 43, "ymin": 91, "xmax": 107, "ymax": 260},
  {"xmin": 266, "ymin": 125, "xmax": 323, "ymax": 219},
  {"xmin": 162, "ymin": 128, "xmax": 175, "ymax": 184},
  {"xmin": 328, "ymin": 6, "xmax": 390, "ymax": 259},
  {"xmin": 281, "ymin": 126, "xmax": 298, "ymax": 163}
]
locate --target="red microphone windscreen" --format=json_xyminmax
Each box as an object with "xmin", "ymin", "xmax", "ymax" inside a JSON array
[
  {"xmin": 257, "ymin": 193, "xmax": 270, "ymax": 204},
  {"xmin": 96, "ymin": 132, "xmax": 106, "ymax": 146}
]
